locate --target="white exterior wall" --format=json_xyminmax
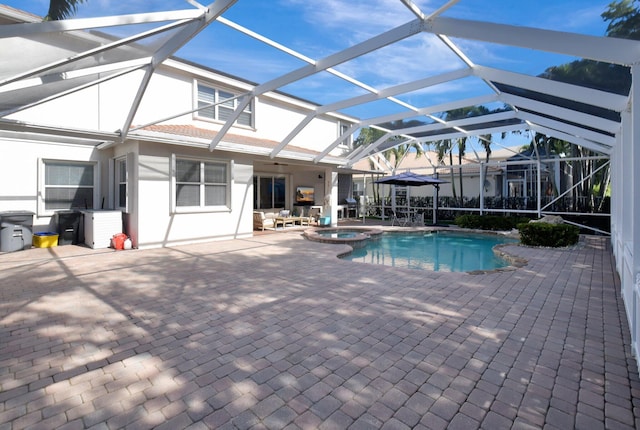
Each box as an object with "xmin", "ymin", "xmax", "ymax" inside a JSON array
[
  {"xmin": 7, "ymin": 86, "xmax": 100, "ymax": 130},
  {"xmin": 7, "ymin": 59, "xmax": 351, "ymax": 154},
  {"xmin": 119, "ymin": 69, "xmax": 196, "ymax": 130},
  {"xmin": 254, "ymin": 96, "xmax": 345, "ymax": 154},
  {"xmin": 134, "ymin": 142, "xmax": 253, "ymax": 249},
  {"xmin": 0, "ymin": 137, "xmax": 112, "ymax": 232}
]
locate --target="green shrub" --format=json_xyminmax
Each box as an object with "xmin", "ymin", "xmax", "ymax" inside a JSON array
[
  {"xmin": 517, "ymin": 222, "xmax": 580, "ymax": 247},
  {"xmin": 454, "ymin": 214, "xmax": 529, "ymax": 231}
]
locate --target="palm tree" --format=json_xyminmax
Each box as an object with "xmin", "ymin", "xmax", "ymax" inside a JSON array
[
  {"xmin": 45, "ymin": 0, "xmax": 86, "ymax": 21},
  {"xmin": 432, "ymin": 138, "xmax": 457, "ymax": 202},
  {"xmin": 478, "ymin": 133, "xmax": 493, "ymax": 195},
  {"xmin": 353, "ymin": 127, "xmax": 387, "ymax": 205},
  {"xmin": 434, "ymin": 106, "xmax": 492, "ymax": 206}
]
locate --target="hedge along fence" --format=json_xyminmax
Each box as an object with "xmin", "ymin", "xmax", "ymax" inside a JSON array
[
  {"xmin": 516, "ymin": 222, "xmax": 580, "ymax": 247},
  {"xmin": 454, "ymin": 214, "xmax": 531, "ymax": 231}
]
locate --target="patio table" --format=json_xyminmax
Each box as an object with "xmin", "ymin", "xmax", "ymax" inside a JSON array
[{"xmin": 275, "ymin": 216, "xmax": 299, "ymax": 229}]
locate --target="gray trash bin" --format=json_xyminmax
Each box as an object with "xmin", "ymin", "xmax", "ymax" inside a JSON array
[
  {"xmin": 0, "ymin": 211, "xmax": 35, "ymax": 252},
  {"xmin": 54, "ymin": 210, "xmax": 82, "ymax": 245}
]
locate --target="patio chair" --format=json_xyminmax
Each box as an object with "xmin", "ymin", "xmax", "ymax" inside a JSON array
[
  {"xmin": 253, "ymin": 211, "xmax": 276, "ymax": 231},
  {"xmin": 296, "ymin": 207, "xmax": 311, "ymax": 226},
  {"xmin": 411, "ymin": 212, "xmax": 424, "ymax": 226},
  {"xmin": 390, "ymin": 210, "xmax": 408, "ymax": 227},
  {"xmin": 308, "ymin": 207, "xmax": 321, "ymax": 225}
]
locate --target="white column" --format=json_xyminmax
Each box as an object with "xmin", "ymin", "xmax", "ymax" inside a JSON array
[
  {"xmin": 479, "ymin": 162, "xmax": 485, "ymax": 215},
  {"xmin": 536, "ymin": 159, "xmax": 541, "ymax": 217},
  {"xmin": 328, "ymin": 171, "xmax": 339, "ymax": 227}
]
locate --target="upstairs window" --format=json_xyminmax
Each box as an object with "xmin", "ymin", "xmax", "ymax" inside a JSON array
[
  {"xmin": 196, "ymin": 83, "xmax": 253, "ymax": 127},
  {"xmin": 338, "ymin": 121, "xmax": 353, "ymax": 148}
]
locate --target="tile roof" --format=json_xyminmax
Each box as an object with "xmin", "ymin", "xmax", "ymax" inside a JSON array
[{"xmin": 138, "ymin": 124, "xmax": 320, "ymax": 156}]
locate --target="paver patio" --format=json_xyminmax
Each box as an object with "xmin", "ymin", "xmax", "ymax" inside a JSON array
[{"xmin": 1, "ymin": 229, "xmax": 639, "ymax": 429}]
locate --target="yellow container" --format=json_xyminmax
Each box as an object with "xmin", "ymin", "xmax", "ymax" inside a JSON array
[{"xmin": 33, "ymin": 232, "xmax": 59, "ymax": 248}]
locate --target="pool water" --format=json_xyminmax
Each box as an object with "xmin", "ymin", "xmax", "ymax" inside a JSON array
[{"xmin": 342, "ymin": 231, "xmax": 519, "ymax": 272}]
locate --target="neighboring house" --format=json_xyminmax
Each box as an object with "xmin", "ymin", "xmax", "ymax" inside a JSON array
[
  {"xmin": 0, "ymin": 6, "xmax": 357, "ymax": 249},
  {"xmin": 352, "ymin": 146, "xmax": 524, "ymax": 203}
]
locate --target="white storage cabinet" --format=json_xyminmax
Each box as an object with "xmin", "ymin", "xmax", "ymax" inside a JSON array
[{"xmin": 82, "ymin": 210, "xmax": 123, "ymax": 249}]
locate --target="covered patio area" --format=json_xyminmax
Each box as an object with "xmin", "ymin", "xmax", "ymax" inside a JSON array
[{"xmin": 1, "ymin": 231, "xmax": 638, "ymax": 429}]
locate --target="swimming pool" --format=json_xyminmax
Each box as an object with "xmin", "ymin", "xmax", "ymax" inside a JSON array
[{"xmin": 342, "ymin": 231, "xmax": 520, "ymax": 273}]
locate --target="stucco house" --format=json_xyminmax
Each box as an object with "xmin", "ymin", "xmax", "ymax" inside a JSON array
[{"xmin": 0, "ymin": 6, "xmax": 358, "ymax": 249}]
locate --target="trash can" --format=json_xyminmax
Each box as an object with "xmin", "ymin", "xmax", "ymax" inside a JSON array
[
  {"xmin": 54, "ymin": 210, "xmax": 82, "ymax": 245},
  {"xmin": 0, "ymin": 211, "xmax": 35, "ymax": 252}
]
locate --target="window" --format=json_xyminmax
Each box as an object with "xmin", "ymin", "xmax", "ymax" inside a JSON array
[
  {"xmin": 174, "ymin": 156, "xmax": 230, "ymax": 211},
  {"xmin": 338, "ymin": 121, "xmax": 352, "ymax": 147},
  {"xmin": 115, "ymin": 157, "xmax": 127, "ymax": 210},
  {"xmin": 196, "ymin": 83, "xmax": 253, "ymax": 127},
  {"xmin": 353, "ymin": 181, "xmax": 364, "ymax": 198},
  {"xmin": 43, "ymin": 160, "xmax": 95, "ymax": 211}
]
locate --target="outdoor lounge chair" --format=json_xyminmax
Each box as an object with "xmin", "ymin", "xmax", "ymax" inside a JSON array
[{"xmin": 253, "ymin": 211, "xmax": 276, "ymax": 231}]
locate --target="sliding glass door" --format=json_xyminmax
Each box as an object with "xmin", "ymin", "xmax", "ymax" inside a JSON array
[{"xmin": 254, "ymin": 175, "xmax": 286, "ymax": 209}]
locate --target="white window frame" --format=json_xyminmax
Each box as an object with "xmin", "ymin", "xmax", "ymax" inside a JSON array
[
  {"xmin": 194, "ymin": 81, "xmax": 254, "ymax": 128},
  {"xmin": 171, "ymin": 154, "xmax": 232, "ymax": 213},
  {"xmin": 115, "ymin": 156, "xmax": 128, "ymax": 212},
  {"xmin": 338, "ymin": 120, "xmax": 353, "ymax": 148},
  {"xmin": 38, "ymin": 159, "xmax": 99, "ymax": 216}
]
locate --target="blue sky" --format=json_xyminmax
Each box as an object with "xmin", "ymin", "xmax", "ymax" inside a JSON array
[{"xmin": 3, "ymin": 0, "xmax": 616, "ymax": 150}]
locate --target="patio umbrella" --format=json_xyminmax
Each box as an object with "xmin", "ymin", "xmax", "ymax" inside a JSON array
[{"xmin": 375, "ymin": 171, "xmax": 448, "ymax": 224}]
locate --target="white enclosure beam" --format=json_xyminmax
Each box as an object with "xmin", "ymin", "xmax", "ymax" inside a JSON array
[
  {"xmin": 321, "ymin": 68, "xmax": 472, "ymax": 116},
  {"xmin": 257, "ymin": 19, "xmax": 422, "ymax": 95},
  {"xmin": 0, "ymin": 57, "xmax": 150, "ymax": 94},
  {"xmin": 475, "ymin": 66, "xmax": 629, "ymax": 112},
  {"xmin": 413, "ymin": 123, "xmax": 526, "ymax": 146},
  {"xmin": 314, "ymin": 124, "xmax": 360, "ymax": 163},
  {"xmin": 270, "ymin": 68, "xmax": 472, "ymax": 158},
  {"xmin": 0, "ymin": 19, "xmax": 192, "ymax": 88},
  {"xmin": 119, "ymin": 0, "xmax": 238, "ymax": 142},
  {"xmin": 528, "ymin": 124, "xmax": 613, "ymax": 155},
  {"xmin": 0, "ymin": 64, "xmax": 145, "ymax": 117},
  {"xmin": 349, "ymin": 132, "xmax": 395, "ymax": 163},
  {"xmin": 357, "ymin": 94, "xmax": 500, "ymax": 128},
  {"xmin": 381, "ymin": 110, "xmax": 517, "ymax": 137},
  {"xmin": 500, "ymin": 93, "xmax": 621, "ymax": 135},
  {"xmin": 425, "ymin": 16, "xmax": 640, "ymax": 66},
  {"xmin": 0, "ymin": 9, "xmax": 204, "ymax": 38},
  {"xmin": 209, "ymin": 18, "xmax": 424, "ymax": 150},
  {"xmin": 517, "ymin": 111, "xmax": 616, "ymax": 147}
]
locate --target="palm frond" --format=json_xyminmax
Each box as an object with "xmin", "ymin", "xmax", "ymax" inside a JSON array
[{"xmin": 45, "ymin": 0, "xmax": 86, "ymax": 21}]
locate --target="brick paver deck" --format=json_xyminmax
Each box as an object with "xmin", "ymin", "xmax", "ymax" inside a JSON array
[{"xmin": 1, "ymin": 229, "xmax": 638, "ymax": 429}]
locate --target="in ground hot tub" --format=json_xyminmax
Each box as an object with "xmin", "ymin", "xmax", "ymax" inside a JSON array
[{"xmin": 303, "ymin": 227, "xmax": 383, "ymax": 249}]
